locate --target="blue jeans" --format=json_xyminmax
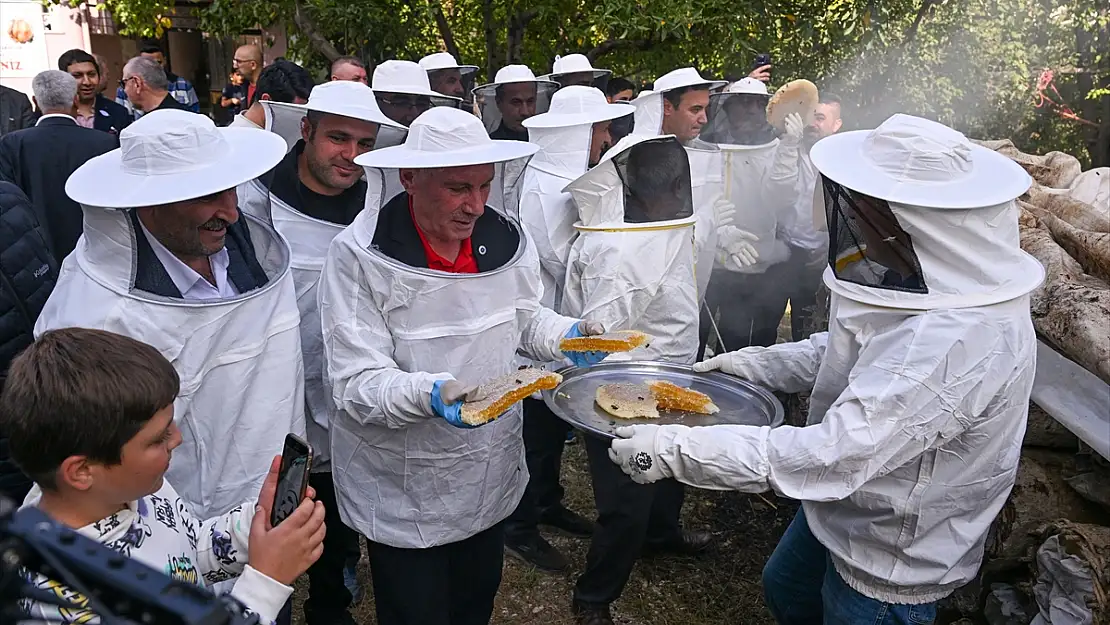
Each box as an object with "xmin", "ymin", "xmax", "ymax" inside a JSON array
[{"xmin": 763, "ymin": 509, "xmax": 937, "ymax": 625}]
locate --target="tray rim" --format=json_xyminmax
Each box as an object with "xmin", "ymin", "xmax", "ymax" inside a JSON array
[{"xmin": 541, "ymin": 360, "xmax": 785, "ymax": 440}]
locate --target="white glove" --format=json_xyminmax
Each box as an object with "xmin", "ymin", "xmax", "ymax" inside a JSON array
[
  {"xmin": 718, "ymin": 226, "xmax": 760, "ymax": 268},
  {"xmin": 782, "ymin": 112, "xmax": 805, "ymax": 145},
  {"xmin": 608, "ymin": 425, "xmax": 670, "ymax": 484},
  {"xmin": 577, "ymin": 320, "xmax": 606, "ymax": 336},
  {"xmin": 713, "ymin": 198, "xmax": 737, "ymax": 229},
  {"xmin": 692, "ymin": 350, "xmax": 757, "ymax": 379},
  {"xmin": 438, "ymin": 380, "xmax": 484, "ymax": 403}
]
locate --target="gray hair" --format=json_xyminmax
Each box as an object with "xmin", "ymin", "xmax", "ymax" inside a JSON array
[
  {"xmin": 123, "ymin": 56, "xmax": 168, "ymax": 91},
  {"xmin": 32, "ymin": 70, "xmax": 78, "ymax": 112}
]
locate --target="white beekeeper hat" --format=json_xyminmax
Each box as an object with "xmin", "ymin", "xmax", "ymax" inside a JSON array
[
  {"xmin": 546, "ymin": 54, "xmax": 612, "ymax": 83},
  {"xmin": 372, "ymin": 60, "xmax": 462, "ymax": 102},
  {"xmin": 653, "ymin": 67, "xmax": 728, "ymax": 94},
  {"xmin": 266, "ymin": 80, "xmax": 405, "ymax": 128},
  {"xmin": 418, "ymin": 52, "xmax": 479, "ymax": 77},
  {"xmin": 724, "ymin": 77, "xmax": 769, "ymax": 96},
  {"xmin": 66, "ymin": 109, "xmax": 285, "ymax": 208},
  {"xmin": 473, "ymin": 65, "xmax": 558, "ymax": 96},
  {"xmin": 354, "ymin": 106, "xmax": 538, "ymax": 169},
  {"xmin": 522, "ymin": 86, "xmax": 635, "ymax": 129},
  {"xmin": 810, "ymin": 114, "xmax": 1032, "ymax": 208}
]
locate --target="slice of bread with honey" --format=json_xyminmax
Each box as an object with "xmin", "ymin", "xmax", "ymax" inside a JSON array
[
  {"xmin": 559, "ymin": 330, "xmax": 652, "ymax": 354},
  {"xmin": 460, "ymin": 368, "xmax": 563, "ymax": 426}
]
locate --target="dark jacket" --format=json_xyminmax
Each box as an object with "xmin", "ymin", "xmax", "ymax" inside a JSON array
[
  {"xmin": 93, "ymin": 94, "xmax": 132, "ymax": 135},
  {"xmin": 0, "ymin": 86, "xmax": 35, "ymax": 137},
  {"xmin": 131, "ymin": 209, "xmax": 270, "ymax": 298},
  {"xmin": 371, "ymin": 191, "xmax": 520, "ymax": 272},
  {"xmin": 0, "ymin": 182, "xmax": 58, "ymax": 502},
  {"xmin": 266, "ymin": 140, "xmax": 367, "ymax": 226},
  {"xmin": 0, "ymin": 116, "xmax": 118, "ymax": 260},
  {"xmin": 153, "ymin": 93, "xmax": 190, "ymax": 113}
]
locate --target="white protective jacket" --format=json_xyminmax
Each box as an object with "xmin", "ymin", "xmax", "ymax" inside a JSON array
[
  {"xmin": 562, "ymin": 135, "xmax": 699, "ymax": 364},
  {"xmin": 771, "ymin": 139, "xmax": 827, "ymax": 254},
  {"xmin": 716, "ymin": 139, "xmax": 793, "ymax": 273},
  {"xmin": 647, "ymin": 197, "xmax": 1046, "ymax": 603},
  {"xmin": 35, "ymin": 206, "xmax": 305, "ymax": 519},
  {"xmin": 318, "ymin": 169, "xmax": 580, "ymax": 549},
  {"xmin": 633, "ymin": 90, "xmax": 724, "ymax": 300}
]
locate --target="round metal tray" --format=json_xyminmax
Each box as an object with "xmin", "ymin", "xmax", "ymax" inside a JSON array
[{"xmin": 542, "ymin": 360, "xmax": 784, "ymax": 440}]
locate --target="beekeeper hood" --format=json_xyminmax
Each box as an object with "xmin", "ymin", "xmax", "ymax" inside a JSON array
[
  {"xmin": 372, "ymin": 60, "xmax": 462, "ymax": 128},
  {"xmin": 243, "ymin": 80, "xmax": 404, "ymax": 471},
  {"xmin": 518, "ymin": 86, "xmax": 634, "ymax": 310},
  {"xmin": 634, "ymin": 68, "xmax": 727, "ymax": 138},
  {"xmin": 811, "ymin": 114, "xmax": 1044, "ymax": 309},
  {"xmin": 561, "ymin": 134, "xmax": 700, "ymax": 363},
  {"xmin": 545, "ymin": 53, "xmax": 612, "ymax": 91},
  {"xmin": 41, "ymin": 110, "xmax": 304, "ymax": 517},
  {"xmin": 473, "ymin": 65, "xmax": 559, "ymax": 137},
  {"xmin": 322, "ymin": 108, "xmax": 576, "ymax": 548},
  {"xmin": 419, "ymin": 52, "xmax": 479, "ymax": 104},
  {"xmin": 700, "ymin": 78, "xmax": 776, "ymax": 146}
]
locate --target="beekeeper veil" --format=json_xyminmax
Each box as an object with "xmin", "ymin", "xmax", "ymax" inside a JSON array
[
  {"xmin": 634, "ymin": 68, "xmax": 727, "ymax": 138},
  {"xmin": 419, "ymin": 52, "xmax": 479, "ymax": 107},
  {"xmin": 44, "ymin": 110, "xmax": 304, "ymax": 517},
  {"xmin": 700, "ymin": 78, "xmax": 775, "ymax": 146},
  {"xmin": 546, "ymin": 54, "xmax": 612, "ymax": 92},
  {"xmin": 562, "ymin": 133, "xmax": 699, "ymax": 363},
  {"xmin": 372, "ymin": 60, "xmax": 462, "ymax": 133},
  {"xmin": 810, "ymin": 114, "xmax": 1045, "ymax": 310},
  {"xmin": 473, "ymin": 65, "xmax": 559, "ymax": 138}
]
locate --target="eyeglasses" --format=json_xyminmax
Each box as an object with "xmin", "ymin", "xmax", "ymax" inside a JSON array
[
  {"xmin": 376, "ymin": 95, "xmax": 433, "ymax": 111},
  {"xmin": 119, "ymin": 76, "xmax": 139, "ymax": 88},
  {"xmin": 233, "ymin": 58, "xmax": 255, "ymax": 65}
]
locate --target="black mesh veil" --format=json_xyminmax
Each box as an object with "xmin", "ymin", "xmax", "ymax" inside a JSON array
[{"xmin": 612, "ymin": 138, "xmax": 694, "ymax": 224}]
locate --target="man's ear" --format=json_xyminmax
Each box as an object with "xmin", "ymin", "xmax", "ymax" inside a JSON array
[
  {"xmin": 300, "ymin": 116, "xmax": 312, "ymax": 142},
  {"xmin": 832, "ymin": 118, "xmax": 843, "ymax": 133},
  {"xmin": 58, "ymin": 456, "xmax": 95, "ymax": 492},
  {"xmin": 662, "ymin": 99, "xmax": 675, "ymax": 117},
  {"xmin": 398, "ymin": 168, "xmax": 418, "ymax": 193},
  {"xmin": 260, "ymin": 93, "xmax": 271, "ymax": 101}
]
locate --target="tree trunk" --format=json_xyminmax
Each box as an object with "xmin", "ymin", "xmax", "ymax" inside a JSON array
[
  {"xmin": 482, "ymin": 0, "xmax": 498, "ymax": 78},
  {"xmin": 293, "ymin": 0, "xmax": 342, "ymax": 63},
  {"xmin": 430, "ymin": 1, "xmax": 460, "ymax": 60},
  {"xmin": 1075, "ymin": 9, "xmax": 1109, "ymax": 167},
  {"xmin": 506, "ymin": 9, "xmax": 538, "ymax": 65}
]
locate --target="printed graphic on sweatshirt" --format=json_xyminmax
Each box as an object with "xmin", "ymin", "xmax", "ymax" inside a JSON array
[
  {"xmin": 165, "ymin": 553, "xmax": 199, "ymax": 585},
  {"xmin": 149, "ymin": 494, "xmax": 178, "ymax": 532},
  {"xmin": 102, "ymin": 516, "xmax": 152, "ymax": 557},
  {"xmin": 177, "ymin": 497, "xmax": 199, "ymax": 550},
  {"xmin": 28, "ymin": 578, "xmax": 96, "ymax": 624}
]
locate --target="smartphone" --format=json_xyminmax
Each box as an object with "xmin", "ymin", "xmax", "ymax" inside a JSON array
[
  {"xmin": 754, "ymin": 53, "xmax": 772, "ymax": 69},
  {"xmin": 270, "ymin": 434, "xmax": 313, "ymax": 527}
]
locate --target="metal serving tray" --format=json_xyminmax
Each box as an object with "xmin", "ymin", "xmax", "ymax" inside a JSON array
[{"xmin": 542, "ymin": 361, "xmax": 784, "ymax": 440}]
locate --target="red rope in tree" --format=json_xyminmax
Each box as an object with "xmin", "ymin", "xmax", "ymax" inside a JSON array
[{"xmin": 1034, "ymin": 68, "xmax": 1098, "ymax": 127}]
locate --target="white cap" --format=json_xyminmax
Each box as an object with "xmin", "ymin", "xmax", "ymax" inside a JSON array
[
  {"xmin": 523, "ymin": 86, "xmax": 635, "ymax": 129},
  {"xmin": 654, "ymin": 67, "xmax": 727, "ymax": 94},
  {"xmin": 372, "ymin": 60, "xmax": 461, "ymax": 102}
]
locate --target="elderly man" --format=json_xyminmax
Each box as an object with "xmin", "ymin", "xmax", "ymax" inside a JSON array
[
  {"xmin": 139, "ymin": 44, "xmax": 200, "ymax": 113},
  {"xmin": 330, "ymin": 56, "xmax": 367, "ymax": 84},
  {"xmin": 35, "ymin": 110, "xmax": 304, "ymax": 522},
  {"xmin": 120, "ymin": 56, "xmax": 190, "ymax": 115},
  {"xmin": 419, "ymin": 52, "xmax": 478, "ymax": 102},
  {"xmin": 235, "ymin": 44, "xmax": 265, "ymax": 105},
  {"xmin": 318, "ymin": 107, "xmax": 605, "ymax": 625},
  {"xmin": 0, "ymin": 71, "xmax": 116, "ymax": 261},
  {"xmin": 58, "ymin": 49, "xmax": 130, "ymax": 134},
  {"xmin": 242, "ymin": 81, "xmax": 404, "ymax": 625},
  {"xmin": 609, "ymin": 114, "xmax": 1043, "ymax": 625},
  {"xmin": 372, "ymin": 60, "xmax": 461, "ymax": 127},
  {"xmin": 473, "ymin": 65, "xmax": 558, "ymax": 141},
  {"xmin": 230, "ymin": 59, "xmax": 315, "ymax": 131},
  {"xmin": 503, "ymin": 87, "xmax": 635, "ymax": 573}
]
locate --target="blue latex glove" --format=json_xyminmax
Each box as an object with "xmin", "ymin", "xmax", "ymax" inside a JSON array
[
  {"xmin": 562, "ymin": 322, "xmax": 607, "ymax": 368},
  {"xmin": 430, "ymin": 379, "xmax": 477, "ymax": 429}
]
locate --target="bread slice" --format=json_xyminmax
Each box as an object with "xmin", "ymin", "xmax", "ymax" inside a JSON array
[
  {"xmin": 766, "ymin": 79, "xmax": 819, "ymax": 131},
  {"xmin": 647, "ymin": 380, "xmax": 720, "ymax": 415},
  {"xmin": 560, "ymin": 330, "xmax": 652, "ymax": 353},
  {"xmin": 460, "ymin": 368, "xmax": 563, "ymax": 426},
  {"xmin": 596, "ymin": 383, "xmax": 660, "ymax": 420}
]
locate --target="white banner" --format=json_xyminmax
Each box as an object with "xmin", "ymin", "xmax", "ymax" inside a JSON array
[{"xmin": 0, "ymin": 1, "xmax": 49, "ymax": 79}]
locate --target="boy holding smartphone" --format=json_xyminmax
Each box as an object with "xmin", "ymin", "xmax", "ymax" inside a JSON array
[{"xmin": 0, "ymin": 328, "xmax": 326, "ymax": 624}]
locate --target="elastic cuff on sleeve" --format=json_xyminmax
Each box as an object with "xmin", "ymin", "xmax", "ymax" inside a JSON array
[{"xmin": 228, "ymin": 565, "xmax": 293, "ymax": 624}]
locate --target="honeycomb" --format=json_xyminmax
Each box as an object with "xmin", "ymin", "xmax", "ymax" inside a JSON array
[
  {"xmin": 596, "ymin": 383, "xmax": 660, "ymax": 420},
  {"xmin": 460, "ymin": 368, "xmax": 563, "ymax": 426},
  {"xmin": 647, "ymin": 380, "xmax": 720, "ymax": 415},
  {"xmin": 560, "ymin": 330, "xmax": 652, "ymax": 354}
]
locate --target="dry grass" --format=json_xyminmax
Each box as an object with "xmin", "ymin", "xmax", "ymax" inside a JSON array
[{"xmin": 291, "ymin": 439, "xmax": 798, "ymax": 625}]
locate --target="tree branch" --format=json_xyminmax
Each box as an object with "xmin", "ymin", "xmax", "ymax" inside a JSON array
[
  {"xmin": 506, "ymin": 8, "xmax": 539, "ymax": 64},
  {"xmin": 430, "ymin": 1, "xmax": 459, "ymax": 59},
  {"xmin": 586, "ymin": 36, "xmax": 656, "ymax": 62},
  {"xmin": 482, "ymin": 0, "xmax": 497, "ymax": 77},
  {"xmin": 293, "ymin": 0, "xmax": 341, "ymax": 62}
]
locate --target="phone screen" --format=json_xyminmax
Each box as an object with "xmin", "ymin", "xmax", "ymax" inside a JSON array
[{"xmin": 271, "ymin": 435, "xmax": 312, "ymax": 527}]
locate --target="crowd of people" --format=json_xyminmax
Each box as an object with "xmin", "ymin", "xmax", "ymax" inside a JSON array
[{"xmin": 0, "ymin": 44, "xmax": 1043, "ymax": 625}]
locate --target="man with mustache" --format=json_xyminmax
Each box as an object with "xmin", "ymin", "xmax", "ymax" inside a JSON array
[{"xmin": 35, "ymin": 110, "xmax": 305, "ymax": 527}]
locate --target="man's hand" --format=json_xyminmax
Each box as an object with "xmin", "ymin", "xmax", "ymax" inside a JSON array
[
  {"xmin": 249, "ymin": 456, "xmax": 326, "ymax": 585},
  {"xmin": 718, "ymin": 226, "xmax": 760, "ymax": 268},
  {"xmin": 713, "ymin": 198, "xmax": 737, "ymax": 230},
  {"xmin": 693, "ymin": 351, "xmax": 757, "ymax": 379},
  {"xmin": 609, "ymin": 426, "xmax": 669, "ymax": 484},
  {"xmin": 749, "ymin": 64, "xmax": 772, "ymax": 83},
  {"xmin": 562, "ymin": 321, "xmax": 607, "ymax": 368}
]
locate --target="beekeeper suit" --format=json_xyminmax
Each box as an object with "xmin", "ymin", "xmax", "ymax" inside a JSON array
[
  {"xmin": 318, "ymin": 106, "xmax": 600, "ymax": 623},
  {"xmin": 371, "ymin": 60, "xmax": 461, "ymax": 129},
  {"xmin": 544, "ymin": 53, "xmax": 612, "ymax": 90},
  {"xmin": 472, "ymin": 65, "xmax": 558, "ymax": 141},
  {"xmin": 609, "ymin": 114, "xmax": 1045, "ymax": 621},
  {"xmin": 36, "ymin": 110, "xmax": 303, "ymax": 519},
  {"xmin": 633, "ymin": 68, "xmax": 757, "ymax": 301},
  {"xmin": 562, "ymin": 134, "xmax": 699, "ymax": 364},
  {"xmin": 698, "ymin": 78, "xmax": 796, "ymax": 350},
  {"xmin": 518, "ymin": 86, "xmax": 635, "ymax": 312},
  {"xmin": 419, "ymin": 51, "xmax": 478, "ymax": 105}
]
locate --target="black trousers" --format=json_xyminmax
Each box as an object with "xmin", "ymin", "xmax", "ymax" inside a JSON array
[
  {"xmin": 303, "ymin": 471, "xmax": 363, "ymax": 625},
  {"xmin": 698, "ymin": 263, "xmax": 792, "ymax": 358},
  {"xmin": 367, "ymin": 523, "xmax": 505, "ymax": 625},
  {"xmin": 504, "ymin": 398, "xmax": 572, "ymax": 542},
  {"xmin": 574, "ymin": 435, "xmax": 684, "ymax": 607},
  {"xmin": 785, "ymin": 247, "xmax": 826, "ymax": 342}
]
